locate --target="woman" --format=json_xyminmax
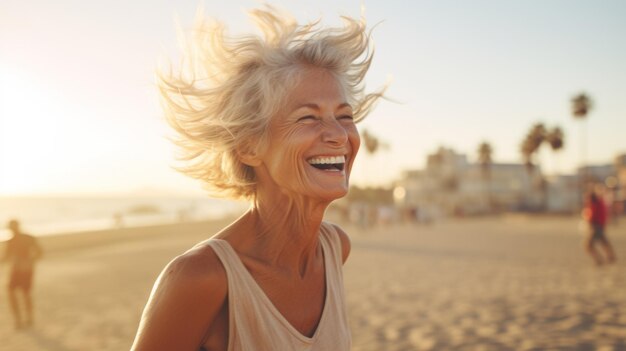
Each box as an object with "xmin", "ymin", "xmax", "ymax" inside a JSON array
[
  {"xmin": 582, "ymin": 190, "xmax": 616, "ymax": 265},
  {"xmin": 132, "ymin": 6, "xmax": 383, "ymax": 351}
]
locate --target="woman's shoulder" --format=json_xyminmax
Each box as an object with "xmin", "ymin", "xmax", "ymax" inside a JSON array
[
  {"xmin": 146, "ymin": 240, "xmax": 229, "ymax": 319},
  {"xmin": 165, "ymin": 241, "xmax": 228, "ymax": 291},
  {"xmin": 322, "ymin": 221, "xmax": 351, "ymax": 264},
  {"xmin": 131, "ymin": 241, "xmax": 228, "ymax": 350}
]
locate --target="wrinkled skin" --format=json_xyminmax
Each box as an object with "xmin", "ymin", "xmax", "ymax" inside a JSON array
[
  {"xmin": 254, "ymin": 67, "xmax": 360, "ymax": 205},
  {"xmin": 132, "ymin": 67, "xmax": 358, "ymax": 351}
]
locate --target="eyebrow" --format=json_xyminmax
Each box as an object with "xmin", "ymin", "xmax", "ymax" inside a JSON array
[{"xmin": 294, "ymin": 102, "xmax": 352, "ymax": 111}]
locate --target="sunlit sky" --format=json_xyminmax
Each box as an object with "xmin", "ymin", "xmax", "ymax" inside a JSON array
[{"xmin": 1, "ymin": 0, "xmax": 625, "ymax": 197}]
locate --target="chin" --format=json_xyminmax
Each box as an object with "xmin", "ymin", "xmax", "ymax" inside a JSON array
[{"xmin": 314, "ymin": 184, "xmax": 349, "ymax": 202}]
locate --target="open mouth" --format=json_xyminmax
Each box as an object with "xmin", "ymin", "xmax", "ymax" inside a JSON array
[{"xmin": 307, "ymin": 155, "xmax": 346, "ymax": 172}]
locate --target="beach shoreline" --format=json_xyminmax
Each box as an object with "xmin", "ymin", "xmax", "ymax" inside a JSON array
[
  {"xmin": 1, "ymin": 215, "xmax": 625, "ymax": 351},
  {"xmin": 1, "ymin": 217, "xmax": 237, "ymax": 254}
]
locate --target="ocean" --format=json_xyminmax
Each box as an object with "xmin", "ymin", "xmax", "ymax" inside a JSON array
[{"xmin": 0, "ymin": 196, "xmax": 247, "ymax": 241}]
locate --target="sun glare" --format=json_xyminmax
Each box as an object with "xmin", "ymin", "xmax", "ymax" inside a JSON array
[{"xmin": 0, "ymin": 64, "xmax": 76, "ymax": 195}]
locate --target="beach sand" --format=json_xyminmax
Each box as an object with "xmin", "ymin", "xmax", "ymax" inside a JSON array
[{"xmin": 1, "ymin": 215, "xmax": 625, "ymax": 350}]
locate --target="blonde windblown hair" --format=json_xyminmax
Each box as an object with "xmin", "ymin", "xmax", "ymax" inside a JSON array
[{"xmin": 159, "ymin": 6, "xmax": 383, "ymax": 200}]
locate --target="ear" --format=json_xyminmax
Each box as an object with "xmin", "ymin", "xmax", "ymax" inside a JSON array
[{"xmin": 237, "ymin": 146, "xmax": 262, "ymax": 167}]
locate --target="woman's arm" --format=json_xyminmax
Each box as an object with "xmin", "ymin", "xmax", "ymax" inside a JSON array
[{"xmin": 131, "ymin": 246, "xmax": 227, "ymax": 351}]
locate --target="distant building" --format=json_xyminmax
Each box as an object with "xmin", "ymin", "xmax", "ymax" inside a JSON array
[
  {"xmin": 578, "ymin": 164, "xmax": 615, "ymax": 185},
  {"xmin": 394, "ymin": 147, "xmax": 544, "ymax": 216},
  {"xmin": 613, "ymin": 154, "xmax": 626, "ymax": 213},
  {"xmin": 394, "ymin": 148, "xmax": 626, "ymax": 216},
  {"xmin": 545, "ymin": 175, "xmax": 579, "ymax": 213}
]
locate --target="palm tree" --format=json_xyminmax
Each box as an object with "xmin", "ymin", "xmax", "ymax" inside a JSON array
[
  {"xmin": 520, "ymin": 124, "xmax": 547, "ymax": 211},
  {"xmin": 545, "ymin": 126, "xmax": 565, "ymax": 174},
  {"xmin": 477, "ymin": 141, "xmax": 493, "ymax": 213},
  {"xmin": 546, "ymin": 127, "xmax": 564, "ymax": 151},
  {"xmin": 520, "ymin": 123, "xmax": 566, "ymax": 211},
  {"xmin": 360, "ymin": 129, "xmax": 389, "ymax": 185},
  {"xmin": 478, "ymin": 141, "xmax": 493, "ymax": 171},
  {"xmin": 361, "ymin": 129, "xmax": 380, "ymax": 155},
  {"xmin": 520, "ymin": 124, "xmax": 567, "ymax": 174},
  {"xmin": 520, "ymin": 123, "xmax": 546, "ymax": 172},
  {"xmin": 571, "ymin": 93, "xmax": 593, "ymax": 119},
  {"xmin": 571, "ymin": 92, "xmax": 593, "ymax": 204}
]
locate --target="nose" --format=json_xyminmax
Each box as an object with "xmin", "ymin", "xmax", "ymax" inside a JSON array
[{"xmin": 321, "ymin": 118, "xmax": 349, "ymax": 146}]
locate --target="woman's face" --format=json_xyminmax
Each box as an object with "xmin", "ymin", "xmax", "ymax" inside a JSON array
[{"xmin": 255, "ymin": 67, "xmax": 360, "ymax": 202}]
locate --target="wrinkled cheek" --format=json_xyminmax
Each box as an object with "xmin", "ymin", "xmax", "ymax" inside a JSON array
[
  {"xmin": 272, "ymin": 146, "xmax": 311, "ymax": 195},
  {"xmin": 290, "ymin": 150, "xmax": 311, "ymax": 194}
]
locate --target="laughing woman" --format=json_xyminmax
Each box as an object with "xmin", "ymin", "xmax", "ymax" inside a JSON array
[{"xmin": 132, "ymin": 6, "xmax": 383, "ymax": 351}]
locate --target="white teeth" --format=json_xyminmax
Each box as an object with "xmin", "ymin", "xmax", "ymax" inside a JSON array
[{"xmin": 308, "ymin": 155, "xmax": 346, "ymax": 165}]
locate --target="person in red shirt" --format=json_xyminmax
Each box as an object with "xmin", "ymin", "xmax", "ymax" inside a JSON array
[{"xmin": 582, "ymin": 191, "xmax": 616, "ymax": 265}]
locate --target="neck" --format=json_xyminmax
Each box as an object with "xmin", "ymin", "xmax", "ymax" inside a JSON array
[{"xmin": 243, "ymin": 188, "xmax": 330, "ymax": 275}]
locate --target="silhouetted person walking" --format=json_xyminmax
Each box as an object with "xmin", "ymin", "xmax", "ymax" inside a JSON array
[
  {"xmin": 582, "ymin": 191, "xmax": 616, "ymax": 266},
  {"xmin": 2, "ymin": 219, "xmax": 42, "ymax": 329}
]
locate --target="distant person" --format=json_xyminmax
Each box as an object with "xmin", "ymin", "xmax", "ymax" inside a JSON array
[
  {"xmin": 1, "ymin": 219, "xmax": 43, "ymax": 329},
  {"xmin": 613, "ymin": 200, "xmax": 624, "ymax": 225},
  {"xmin": 113, "ymin": 212, "xmax": 124, "ymax": 228},
  {"xmin": 132, "ymin": 6, "xmax": 383, "ymax": 351},
  {"xmin": 581, "ymin": 191, "xmax": 616, "ymax": 265}
]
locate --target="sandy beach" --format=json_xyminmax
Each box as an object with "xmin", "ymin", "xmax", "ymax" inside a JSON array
[{"xmin": 1, "ymin": 215, "xmax": 625, "ymax": 351}]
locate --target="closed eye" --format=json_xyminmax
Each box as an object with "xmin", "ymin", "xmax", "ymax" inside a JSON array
[
  {"xmin": 338, "ymin": 115, "xmax": 354, "ymax": 121},
  {"xmin": 297, "ymin": 115, "xmax": 318, "ymax": 123}
]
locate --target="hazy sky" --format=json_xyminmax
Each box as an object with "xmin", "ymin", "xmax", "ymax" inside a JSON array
[{"xmin": 1, "ymin": 0, "xmax": 625, "ymax": 196}]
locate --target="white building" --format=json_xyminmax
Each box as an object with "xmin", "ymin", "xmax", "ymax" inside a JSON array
[
  {"xmin": 545, "ymin": 175, "xmax": 579, "ymax": 213},
  {"xmin": 613, "ymin": 154, "xmax": 626, "ymax": 213},
  {"xmin": 394, "ymin": 148, "xmax": 544, "ymax": 216},
  {"xmin": 394, "ymin": 148, "xmax": 626, "ymax": 216}
]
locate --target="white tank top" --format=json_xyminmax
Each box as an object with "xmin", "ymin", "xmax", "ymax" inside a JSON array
[{"xmin": 207, "ymin": 223, "xmax": 351, "ymax": 351}]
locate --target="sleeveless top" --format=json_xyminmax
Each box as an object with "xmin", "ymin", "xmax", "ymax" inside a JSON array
[{"xmin": 207, "ymin": 223, "xmax": 352, "ymax": 351}]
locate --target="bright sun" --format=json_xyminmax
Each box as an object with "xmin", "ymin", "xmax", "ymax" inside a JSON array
[{"xmin": 0, "ymin": 63, "xmax": 76, "ymax": 195}]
